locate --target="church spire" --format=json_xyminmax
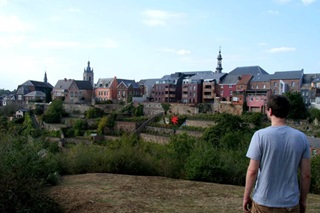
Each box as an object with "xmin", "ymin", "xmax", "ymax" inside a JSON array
[
  {"xmin": 83, "ymin": 61, "xmax": 94, "ymax": 86},
  {"xmin": 44, "ymin": 71, "xmax": 48, "ymax": 83},
  {"xmin": 215, "ymin": 47, "xmax": 223, "ymax": 74}
]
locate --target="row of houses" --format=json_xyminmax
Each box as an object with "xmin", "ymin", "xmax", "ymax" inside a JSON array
[{"xmin": 3, "ymin": 55, "xmax": 320, "ymax": 114}]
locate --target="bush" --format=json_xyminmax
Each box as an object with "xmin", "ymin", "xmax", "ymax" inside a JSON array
[
  {"xmin": 311, "ymin": 155, "xmax": 320, "ymax": 194},
  {"xmin": 0, "ymin": 134, "xmax": 62, "ymax": 212}
]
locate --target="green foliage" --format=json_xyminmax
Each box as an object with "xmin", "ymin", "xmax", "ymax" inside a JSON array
[
  {"xmin": 187, "ymin": 113, "xmax": 221, "ymax": 121},
  {"xmin": 133, "ymin": 104, "xmax": 144, "ymax": 117},
  {"xmin": 0, "ymin": 102, "xmax": 23, "ymax": 117},
  {"xmin": 202, "ymin": 113, "xmax": 249, "ymax": 147},
  {"xmin": 166, "ymin": 133, "xmax": 197, "ymax": 178},
  {"xmin": 0, "ymin": 89, "xmax": 12, "ymax": 96},
  {"xmin": 161, "ymin": 103, "xmax": 171, "ymax": 115},
  {"xmin": 97, "ymin": 116, "xmax": 108, "ymax": 135},
  {"xmin": 285, "ymin": 92, "xmax": 307, "ymax": 119},
  {"xmin": 43, "ymin": 100, "xmax": 66, "ymax": 123},
  {"xmin": 22, "ymin": 112, "xmax": 35, "ymax": 136},
  {"xmin": 0, "ymin": 134, "xmax": 62, "ymax": 212},
  {"xmin": 308, "ymin": 108, "xmax": 320, "ymax": 122},
  {"xmin": 85, "ymin": 107, "xmax": 104, "ymax": 119},
  {"xmin": 241, "ymin": 112, "xmax": 263, "ymax": 127},
  {"xmin": 34, "ymin": 105, "xmax": 44, "ymax": 115},
  {"xmin": 311, "ymin": 155, "xmax": 320, "ymax": 194},
  {"xmin": 97, "ymin": 114, "xmax": 117, "ymax": 134},
  {"xmin": 198, "ymin": 103, "xmax": 212, "ymax": 113}
]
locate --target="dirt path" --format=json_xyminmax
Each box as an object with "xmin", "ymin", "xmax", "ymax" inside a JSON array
[{"xmin": 47, "ymin": 173, "xmax": 320, "ymax": 213}]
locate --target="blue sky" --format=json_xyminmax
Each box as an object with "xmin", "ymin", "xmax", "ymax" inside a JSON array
[{"xmin": 0, "ymin": 0, "xmax": 319, "ymax": 91}]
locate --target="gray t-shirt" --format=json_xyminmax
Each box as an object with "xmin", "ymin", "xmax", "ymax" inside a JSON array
[{"xmin": 246, "ymin": 125, "xmax": 310, "ymax": 208}]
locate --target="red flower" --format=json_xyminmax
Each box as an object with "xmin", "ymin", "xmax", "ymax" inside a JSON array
[{"xmin": 171, "ymin": 116, "xmax": 179, "ymax": 125}]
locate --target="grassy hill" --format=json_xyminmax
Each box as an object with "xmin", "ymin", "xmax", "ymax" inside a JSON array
[{"xmin": 47, "ymin": 173, "xmax": 320, "ymax": 213}]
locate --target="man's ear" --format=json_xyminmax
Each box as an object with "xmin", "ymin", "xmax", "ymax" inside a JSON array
[{"xmin": 268, "ymin": 108, "xmax": 273, "ymax": 116}]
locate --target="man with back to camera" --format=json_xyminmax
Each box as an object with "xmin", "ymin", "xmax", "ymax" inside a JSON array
[{"xmin": 243, "ymin": 95, "xmax": 311, "ymax": 213}]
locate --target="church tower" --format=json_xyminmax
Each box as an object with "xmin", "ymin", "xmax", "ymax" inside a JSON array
[
  {"xmin": 44, "ymin": 71, "xmax": 48, "ymax": 83},
  {"xmin": 83, "ymin": 61, "xmax": 94, "ymax": 86},
  {"xmin": 215, "ymin": 47, "xmax": 223, "ymax": 74}
]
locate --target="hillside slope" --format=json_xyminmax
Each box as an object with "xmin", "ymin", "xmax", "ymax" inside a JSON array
[{"xmin": 47, "ymin": 173, "xmax": 320, "ymax": 213}]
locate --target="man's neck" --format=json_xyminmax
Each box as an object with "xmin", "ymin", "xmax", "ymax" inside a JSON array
[{"xmin": 271, "ymin": 117, "xmax": 286, "ymax": 126}]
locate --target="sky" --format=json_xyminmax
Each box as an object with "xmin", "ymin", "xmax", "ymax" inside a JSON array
[{"xmin": 0, "ymin": 0, "xmax": 319, "ymax": 91}]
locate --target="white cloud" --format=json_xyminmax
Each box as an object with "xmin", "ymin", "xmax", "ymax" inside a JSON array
[
  {"xmin": 29, "ymin": 40, "xmax": 79, "ymax": 48},
  {"xmin": 268, "ymin": 47, "xmax": 296, "ymax": 53},
  {"xmin": 0, "ymin": 15, "xmax": 33, "ymax": 32},
  {"xmin": 267, "ymin": 10, "xmax": 280, "ymax": 15},
  {"xmin": 301, "ymin": 0, "xmax": 317, "ymax": 5},
  {"xmin": 142, "ymin": 9, "xmax": 184, "ymax": 27},
  {"xmin": 0, "ymin": 35, "xmax": 25, "ymax": 47}
]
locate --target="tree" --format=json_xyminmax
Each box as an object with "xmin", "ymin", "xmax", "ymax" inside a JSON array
[
  {"xmin": 43, "ymin": 100, "xmax": 66, "ymax": 123},
  {"xmin": 85, "ymin": 107, "xmax": 104, "ymax": 119},
  {"xmin": 161, "ymin": 103, "xmax": 170, "ymax": 115},
  {"xmin": 285, "ymin": 92, "xmax": 307, "ymax": 119},
  {"xmin": 133, "ymin": 104, "xmax": 144, "ymax": 117}
]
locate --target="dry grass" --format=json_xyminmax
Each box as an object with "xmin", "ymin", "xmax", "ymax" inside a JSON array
[{"xmin": 47, "ymin": 173, "xmax": 320, "ymax": 213}]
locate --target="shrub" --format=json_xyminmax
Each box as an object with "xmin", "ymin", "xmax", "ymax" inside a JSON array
[
  {"xmin": 0, "ymin": 134, "xmax": 62, "ymax": 212},
  {"xmin": 311, "ymin": 155, "xmax": 320, "ymax": 194}
]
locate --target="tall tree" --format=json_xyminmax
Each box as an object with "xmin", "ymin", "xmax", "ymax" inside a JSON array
[{"xmin": 285, "ymin": 92, "xmax": 307, "ymax": 119}]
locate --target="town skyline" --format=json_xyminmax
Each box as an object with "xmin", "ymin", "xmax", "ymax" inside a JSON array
[{"xmin": 1, "ymin": 0, "xmax": 319, "ymax": 91}]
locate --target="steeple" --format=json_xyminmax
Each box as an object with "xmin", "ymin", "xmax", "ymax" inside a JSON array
[
  {"xmin": 83, "ymin": 61, "xmax": 94, "ymax": 86},
  {"xmin": 215, "ymin": 47, "xmax": 223, "ymax": 74},
  {"xmin": 44, "ymin": 71, "xmax": 48, "ymax": 83}
]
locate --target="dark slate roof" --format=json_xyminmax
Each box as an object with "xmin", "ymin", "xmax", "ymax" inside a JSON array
[
  {"xmin": 139, "ymin": 79, "xmax": 160, "ymax": 87},
  {"xmin": 16, "ymin": 86, "xmax": 30, "ymax": 95},
  {"xmin": 251, "ymin": 73, "xmax": 271, "ymax": 82},
  {"xmin": 117, "ymin": 79, "xmax": 139, "ymax": 88},
  {"xmin": 270, "ymin": 70, "xmax": 303, "ymax": 80},
  {"xmin": 54, "ymin": 79, "xmax": 74, "ymax": 90},
  {"xmin": 95, "ymin": 78, "xmax": 114, "ymax": 88},
  {"xmin": 229, "ymin": 66, "xmax": 269, "ymax": 76},
  {"xmin": 159, "ymin": 74, "xmax": 181, "ymax": 81},
  {"xmin": 21, "ymin": 80, "xmax": 53, "ymax": 88},
  {"xmin": 302, "ymin": 73, "xmax": 320, "ymax": 83},
  {"xmin": 75, "ymin": 80, "xmax": 93, "ymax": 90},
  {"xmin": 303, "ymin": 74, "xmax": 316, "ymax": 84},
  {"xmin": 24, "ymin": 91, "xmax": 46, "ymax": 97},
  {"xmin": 220, "ymin": 74, "xmax": 240, "ymax": 84},
  {"xmin": 190, "ymin": 72, "xmax": 226, "ymax": 82}
]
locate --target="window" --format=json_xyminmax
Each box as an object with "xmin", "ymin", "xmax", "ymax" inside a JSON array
[
  {"xmin": 263, "ymin": 84, "xmax": 266, "ymax": 89},
  {"xmin": 291, "ymin": 81, "xmax": 295, "ymax": 87},
  {"xmin": 221, "ymin": 85, "xmax": 223, "ymax": 89},
  {"xmin": 274, "ymin": 82, "xmax": 277, "ymax": 87},
  {"xmin": 256, "ymin": 85, "xmax": 259, "ymax": 89},
  {"xmin": 228, "ymin": 85, "xmax": 232, "ymax": 88},
  {"xmin": 230, "ymin": 91, "xmax": 233, "ymax": 95}
]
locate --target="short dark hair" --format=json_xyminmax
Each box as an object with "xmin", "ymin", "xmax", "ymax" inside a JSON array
[{"xmin": 267, "ymin": 95, "xmax": 290, "ymax": 118}]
